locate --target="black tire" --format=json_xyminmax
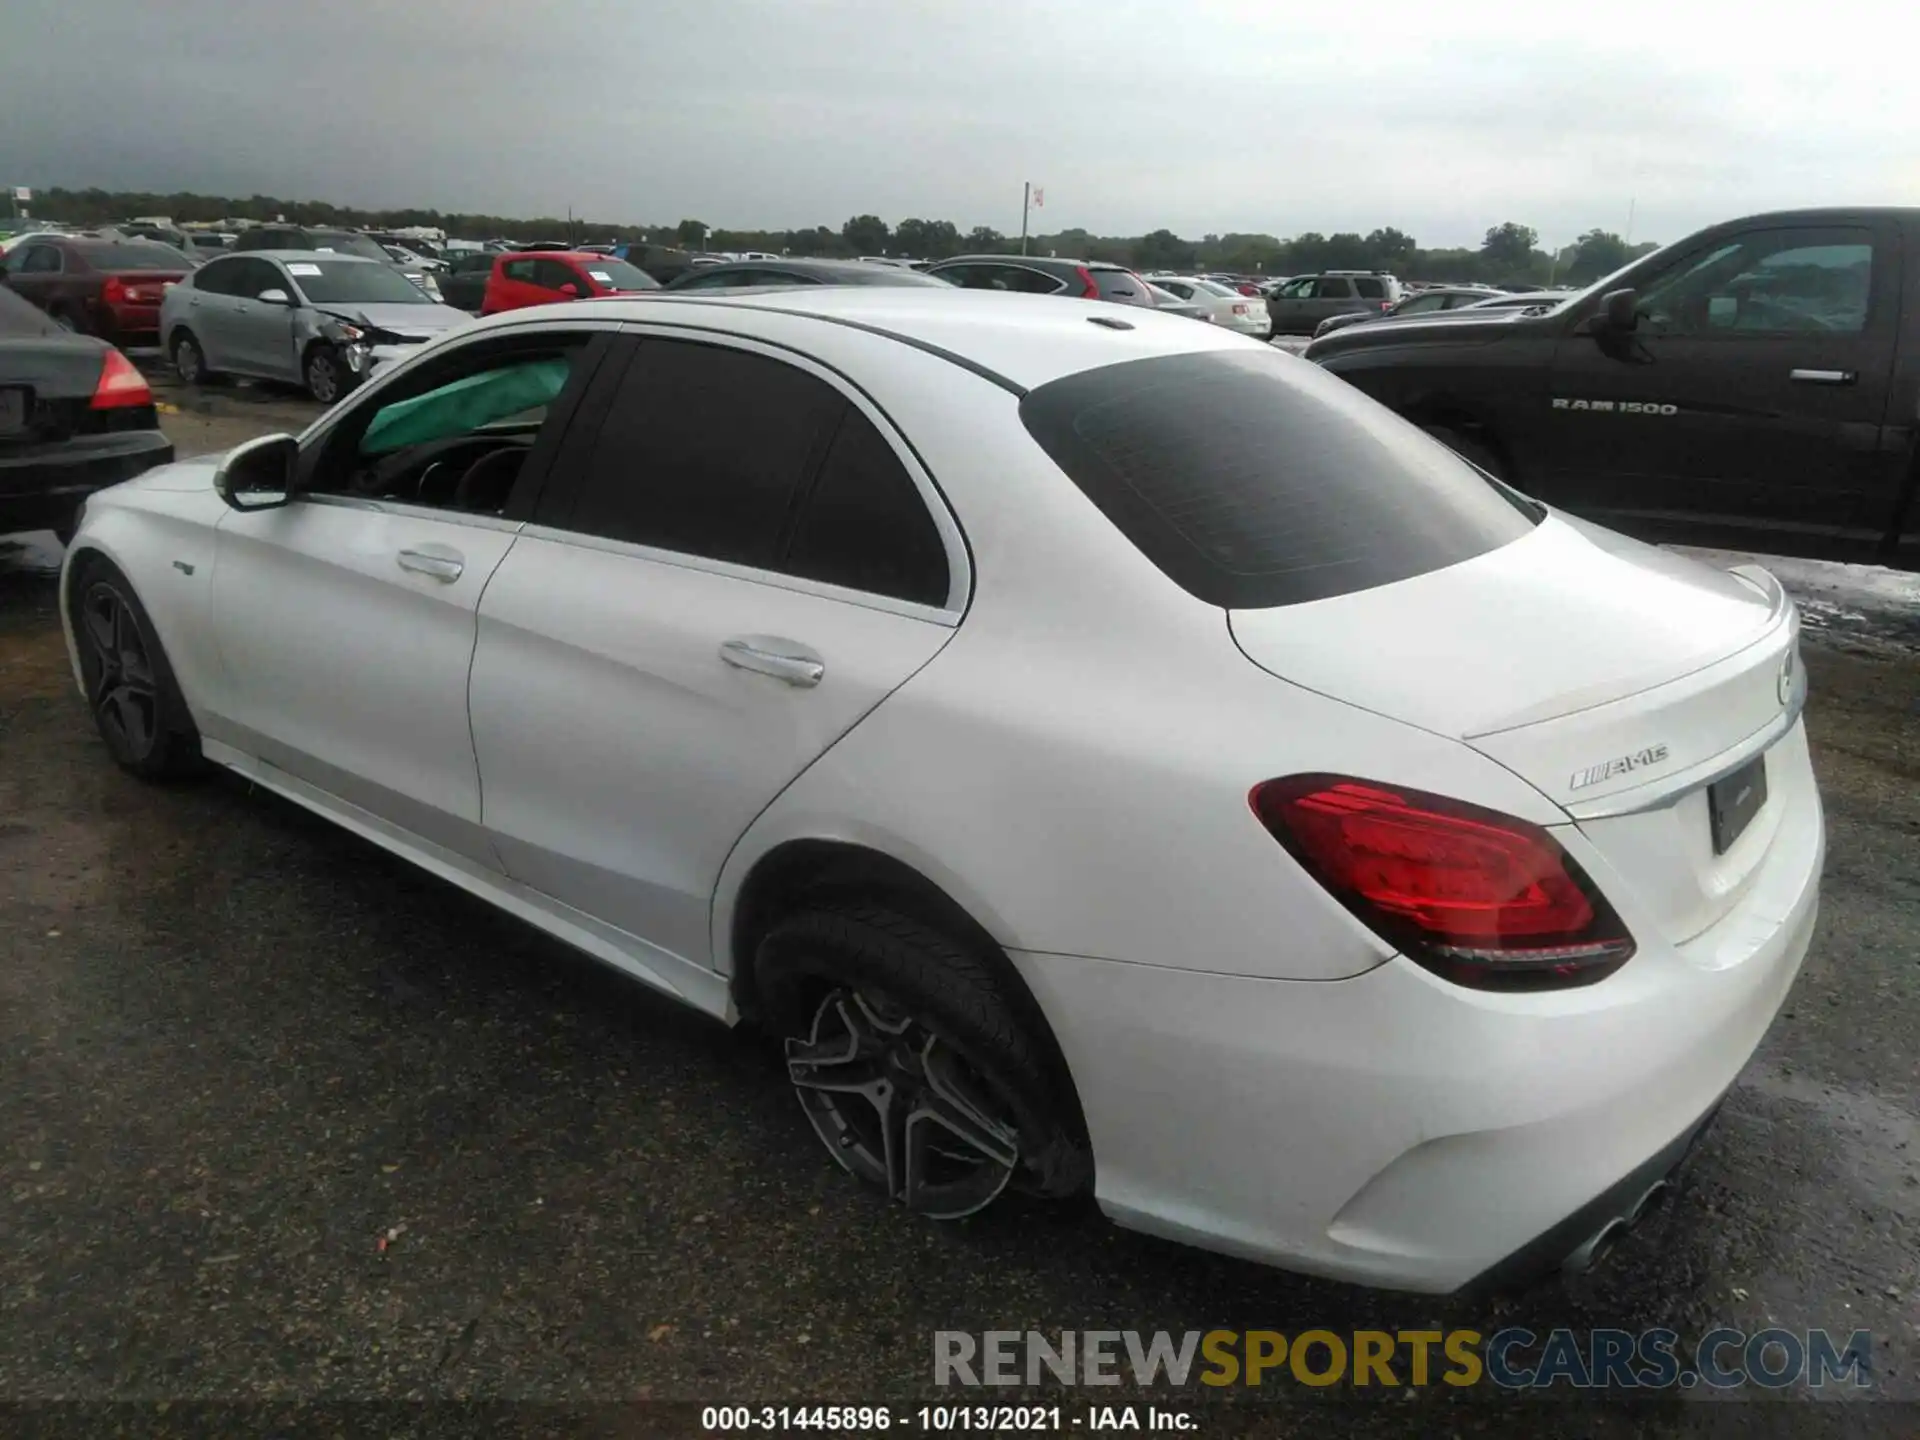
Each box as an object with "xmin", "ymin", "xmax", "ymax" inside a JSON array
[
  {"xmin": 171, "ymin": 328, "xmax": 213, "ymax": 386},
  {"xmin": 68, "ymin": 555, "xmax": 204, "ymax": 780},
  {"xmin": 1423, "ymin": 423, "xmax": 1508, "ymax": 480},
  {"xmin": 303, "ymin": 343, "xmax": 352, "ymax": 405},
  {"xmin": 756, "ymin": 904, "xmax": 1088, "ymax": 1218}
]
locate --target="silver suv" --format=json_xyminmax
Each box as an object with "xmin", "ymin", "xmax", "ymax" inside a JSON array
[{"xmin": 1266, "ymin": 271, "xmax": 1403, "ymax": 335}]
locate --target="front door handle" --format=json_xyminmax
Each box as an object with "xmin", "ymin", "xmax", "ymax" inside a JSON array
[
  {"xmin": 397, "ymin": 547, "xmax": 464, "ymax": 581},
  {"xmin": 719, "ymin": 636, "xmax": 824, "ymax": 688},
  {"xmin": 1789, "ymin": 368, "xmax": 1856, "ymax": 385}
]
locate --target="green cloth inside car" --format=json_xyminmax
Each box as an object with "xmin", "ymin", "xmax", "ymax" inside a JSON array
[{"xmin": 359, "ymin": 358, "xmax": 571, "ymax": 456}]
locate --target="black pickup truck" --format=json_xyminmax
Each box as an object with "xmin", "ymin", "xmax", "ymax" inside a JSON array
[{"xmin": 1304, "ymin": 207, "xmax": 1920, "ymax": 567}]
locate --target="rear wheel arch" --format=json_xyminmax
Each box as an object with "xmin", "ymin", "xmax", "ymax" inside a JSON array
[
  {"xmin": 727, "ymin": 839, "xmax": 1090, "ymax": 1148},
  {"xmin": 1401, "ymin": 396, "xmax": 1513, "ymax": 479}
]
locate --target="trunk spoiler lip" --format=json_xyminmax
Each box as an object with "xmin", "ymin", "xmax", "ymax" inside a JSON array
[{"xmin": 1460, "ymin": 565, "xmax": 1795, "ymax": 742}]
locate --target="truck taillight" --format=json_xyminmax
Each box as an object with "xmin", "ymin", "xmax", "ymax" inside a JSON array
[
  {"xmin": 1249, "ymin": 775, "xmax": 1635, "ymax": 990},
  {"xmin": 90, "ymin": 348, "xmax": 152, "ymax": 409}
]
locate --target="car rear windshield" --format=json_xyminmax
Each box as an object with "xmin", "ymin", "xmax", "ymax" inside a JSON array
[
  {"xmin": 70, "ymin": 241, "xmax": 189, "ymax": 270},
  {"xmin": 291, "ymin": 261, "xmax": 434, "ymax": 305},
  {"xmin": 579, "ymin": 258, "xmax": 660, "ymax": 290},
  {"xmin": 1019, "ymin": 349, "xmax": 1539, "ymax": 609}
]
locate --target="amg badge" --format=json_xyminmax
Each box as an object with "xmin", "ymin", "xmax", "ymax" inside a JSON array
[
  {"xmin": 1569, "ymin": 744, "xmax": 1670, "ymax": 791},
  {"xmin": 1552, "ymin": 398, "xmax": 1679, "ymax": 415}
]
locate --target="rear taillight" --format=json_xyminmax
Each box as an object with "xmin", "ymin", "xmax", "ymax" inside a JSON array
[
  {"xmin": 90, "ymin": 348, "xmax": 152, "ymax": 409},
  {"xmin": 101, "ymin": 276, "xmax": 128, "ymax": 305},
  {"xmin": 1379, "ymin": 301, "xmax": 1392, "ymax": 310},
  {"xmin": 1074, "ymin": 266, "xmax": 1102, "ymax": 299},
  {"xmin": 1250, "ymin": 775, "xmax": 1634, "ymax": 990},
  {"xmin": 1232, "ymin": 303, "xmax": 1249, "ymax": 315}
]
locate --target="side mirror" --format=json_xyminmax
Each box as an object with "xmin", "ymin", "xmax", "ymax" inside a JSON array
[
  {"xmin": 213, "ymin": 433, "xmax": 297, "ymax": 511},
  {"xmin": 1595, "ymin": 287, "xmax": 1639, "ymax": 333},
  {"xmin": 557, "ymin": 282, "xmax": 580, "ymax": 298},
  {"xmin": 256, "ymin": 288, "xmax": 292, "ymax": 305}
]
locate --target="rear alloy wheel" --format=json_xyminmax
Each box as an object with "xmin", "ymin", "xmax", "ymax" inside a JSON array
[
  {"xmin": 304, "ymin": 344, "xmax": 347, "ymax": 404},
  {"xmin": 758, "ymin": 905, "xmax": 1088, "ymax": 1220},
  {"xmin": 788, "ymin": 987, "xmax": 1021, "ymax": 1219},
  {"xmin": 71, "ymin": 560, "xmax": 203, "ymax": 779},
  {"xmin": 172, "ymin": 330, "xmax": 211, "ymax": 385}
]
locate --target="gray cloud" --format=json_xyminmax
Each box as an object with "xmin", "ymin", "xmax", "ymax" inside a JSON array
[{"xmin": 3, "ymin": 0, "xmax": 1915, "ymax": 247}]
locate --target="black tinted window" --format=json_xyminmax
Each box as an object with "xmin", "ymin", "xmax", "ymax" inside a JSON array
[
  {"xmin": 1020, "ymin": 349, "xmax": 1536, "ymax": 609},
  {"xmin": 1353, "ymin": 277, "xmax": 1386, "ymax": 299},
  {"xmin": 0, "ymin": 284, "xmax": 57, "ymax": 335},
  {"xmin": 786, "ymin": 408, "xmax": 950, "ymax": 605},
  {"xmin": 1312, "ymin": 277, "xmax": 1353, "ymax": 298},
  {"xmin": 570, "ymin": 341, "xmax": 843, "ymax": 567}
]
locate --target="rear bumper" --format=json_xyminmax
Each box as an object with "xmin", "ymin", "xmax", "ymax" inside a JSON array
[
  {"xmin": 0, "ymin": 429, "xmax": 175, "ymax": 533},
  {"xmin": 94, "ymin": 300, "xmax": 164, "ymax": 343},
  {"xmin": 1012, "ymin": 754, "xmax": 1823, "ymax": 1293}
]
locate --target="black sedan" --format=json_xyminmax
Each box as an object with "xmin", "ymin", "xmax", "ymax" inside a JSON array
[
  {"xmin": 0, "ymin": 285, "xmax": 172, "ymax": 543},
  {"xmin": 663, "ymin": 259, "xmax": 951, "ymax": 292}
]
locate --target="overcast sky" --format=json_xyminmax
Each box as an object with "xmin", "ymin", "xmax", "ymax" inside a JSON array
[{"xmin": 4, "ymin": 0, "xmax": 1915, "ymax": 248}]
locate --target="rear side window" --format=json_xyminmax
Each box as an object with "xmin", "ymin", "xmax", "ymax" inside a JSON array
[
  {"xmin": 1019, "ymin": 350, "xmax": 1537, "ymax": 609},
  {"xmin": 1312, "ymin": 277, "xmax": 1353, "ymax": 299},
  {"xmin": 785, "ymin": 407, "xmax": 950, "ymax": 606},
  {"xmin": 1353, "ymin": 277, "xmax": 1386, "ymax": 299},
  {"xmin": 1091, "ymin": 269, "xmax": 1150, "ymax": 305},
  {"xmin": 568, "ymin": 340, "xmax": 843, "ymax": 568}
]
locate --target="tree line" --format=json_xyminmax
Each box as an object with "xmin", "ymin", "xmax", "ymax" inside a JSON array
[{"xmin": 18, "ymin": 188, "xmax": 1661, "ymax": 287}]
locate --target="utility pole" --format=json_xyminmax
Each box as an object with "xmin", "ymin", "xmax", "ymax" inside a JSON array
[
  {"xmin": 1625, "ymin": 195, "xmax": 1637, "ymax": 246},
  {"xmin": 1020, "ymin": 182, "xmax": 1030, "ymax": 255}
]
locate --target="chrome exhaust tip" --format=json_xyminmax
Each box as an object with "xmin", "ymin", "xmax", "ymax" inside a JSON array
[{"xmin": 1561, "ymin": 1177, "xmax": 1672, "ymax": 1276}]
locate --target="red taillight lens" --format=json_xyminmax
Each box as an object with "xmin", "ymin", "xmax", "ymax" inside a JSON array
[
  {"xmin": 1075, "ymin": 265, "xmax": 1101, "ymax": 299},
  {"xmin": 1250, "ymin": 775, "xmax": 1634, "ymax": 989},
  {"xmin": 91, "ymin": 348, "xmax": 152, "ymax": 409},
  {"xmin": 101, "ymin": 276, "xmax": 128, "ymax": 305},
  {"xmin": 1379, "ymin": 300, "xmax": 1392, "ymax": 310}
]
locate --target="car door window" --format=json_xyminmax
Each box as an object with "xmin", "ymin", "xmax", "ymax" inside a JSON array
[
  {"xmin": 1278, "ymin": 277, "xmax": 1315, "ymax": 299},
  {"xmin": 192, "ymin": 258, "xmax": 241, "ymax": 296},
  {"xmin": 784, "ymin": 406, "xmax": 951, "ymax": 605},
  {"xmin": 502, "ymin": 258, "xmax": 539, "ymax": 284},
  {"xmin": 18, "ymin": 245, "xmax": 62, "ymax": 274},
  {"xmin": 532, "ymin": 259, "xmax": 582, "ymax": 292},
  {"xmin": 1312, "ymin": 277, "xmax": 1354, "ymax": 299},
  {"xmin": 303, "ymin": 335, "xmax": 594, "ymax": 514},
  {"xmin": 1398, "ymin": 293, "xmax": 1448, "ymax": 313},
  {"xmin": 1353, "ymin": 277, "xmax": 1386, "ymax": 299},
  {"xmin": 563, "ymin": 339, "xmax": 844, "ymax": 568},
  {"xmin": 1638, "ymin": 228, "xmax": 1875, "ymax": 335},
  {"xmin": 233, "ymin": 258, "xmax": 284, "ymax": 300},
  {"xmin": 1157, "ymin": 281, "xmax": 1193, "ymax": 299}
]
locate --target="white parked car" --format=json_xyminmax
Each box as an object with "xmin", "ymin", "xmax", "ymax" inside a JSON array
[
  {"xmin": 60, "ymin": 289, "xmax": 1822, "ymax": 1292},
  {"xmin": 1147, "ymin": 275, "xmax": 1270, "ymax": 337}
]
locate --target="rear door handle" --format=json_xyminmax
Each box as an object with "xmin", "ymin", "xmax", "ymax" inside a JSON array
[
  {"xmin": 397, "ymin": 547, "xmax": 464, "ymax": 581},
  {"xmin": 719, "ymin": 636, "xmax": 824, "ymax": 688},
  {"xmin": 1789, "ymin": 368, "xmax": 1856, "ymax": 385}
]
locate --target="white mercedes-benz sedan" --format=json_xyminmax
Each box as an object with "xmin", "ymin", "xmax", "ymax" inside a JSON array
[{"xmin": 60, "ymin": 288, "xmax": 1822, "ymax": 1293}]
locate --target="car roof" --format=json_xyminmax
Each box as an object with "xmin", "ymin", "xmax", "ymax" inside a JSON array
[
  {"xmin": 213, "ymin": 249, "xmax": 383, "ymax": 264},
  {"xmin": 467, "ymin": 286, "xmax": 1257, "ymax": 392},
  {"xmin": 934, "ymin": 254, "xmax": 1129, "ymax": 271}
]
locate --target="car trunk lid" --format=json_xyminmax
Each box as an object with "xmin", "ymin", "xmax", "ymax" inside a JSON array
[{"xmin": 1229, "ymin": 515, "xmax": 1802, "ymax": 943}]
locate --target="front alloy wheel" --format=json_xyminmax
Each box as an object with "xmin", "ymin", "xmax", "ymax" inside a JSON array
[
  {"xmin": 77, "ymin": 580, "xmax": 162, "ymax": 765},
  {"xmin": 787, "ymin": 988, "xmax": 1021, "ymax": 1220},
  {"xmin": 305, "ymin": 346, "xmax": 344, "ymax": 404}
]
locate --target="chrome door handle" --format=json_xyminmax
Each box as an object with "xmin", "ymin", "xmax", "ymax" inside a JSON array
[
  {"xmin": 719, "ymin": 636, "xmax": 824, "ymax": 688},
  {"xmin": 397, "ymin": 548, "xmax": 464, "ymax": 581},
  {"xmin": 1788, "ymin": 368, "xmax": 1855, "ymax": 385}
]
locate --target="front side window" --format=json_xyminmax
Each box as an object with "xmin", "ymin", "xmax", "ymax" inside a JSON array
[
  {"xmin": 304, "ymin": 336, "xmax": 591, "ymax": 514},
  {"xmin": 1279, "ymin": 277, "xmax": 1315, "ymax": 298},
  {"xmin": 1637, "ymin": 227, "xmax": 1874, "ymax": 335}
]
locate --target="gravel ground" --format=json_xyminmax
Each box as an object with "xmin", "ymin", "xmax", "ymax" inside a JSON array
[{"xmin": 2, "ymin": 390, "xmax": 1918, "ymax": 1436}]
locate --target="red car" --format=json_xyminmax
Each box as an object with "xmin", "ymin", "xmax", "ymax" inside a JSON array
[
  {"xmin": 0, "ymin": 237, "xmax": 191, "ymax": 346},
  {"xmin": 479, "ymin": 251, "xmax": 660, "ymax": 315}
]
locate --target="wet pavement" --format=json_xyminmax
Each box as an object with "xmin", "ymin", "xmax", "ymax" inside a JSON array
[{"xmin": 3, "ymin": 399, "xmax": 1920, "ymax": 1434}]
